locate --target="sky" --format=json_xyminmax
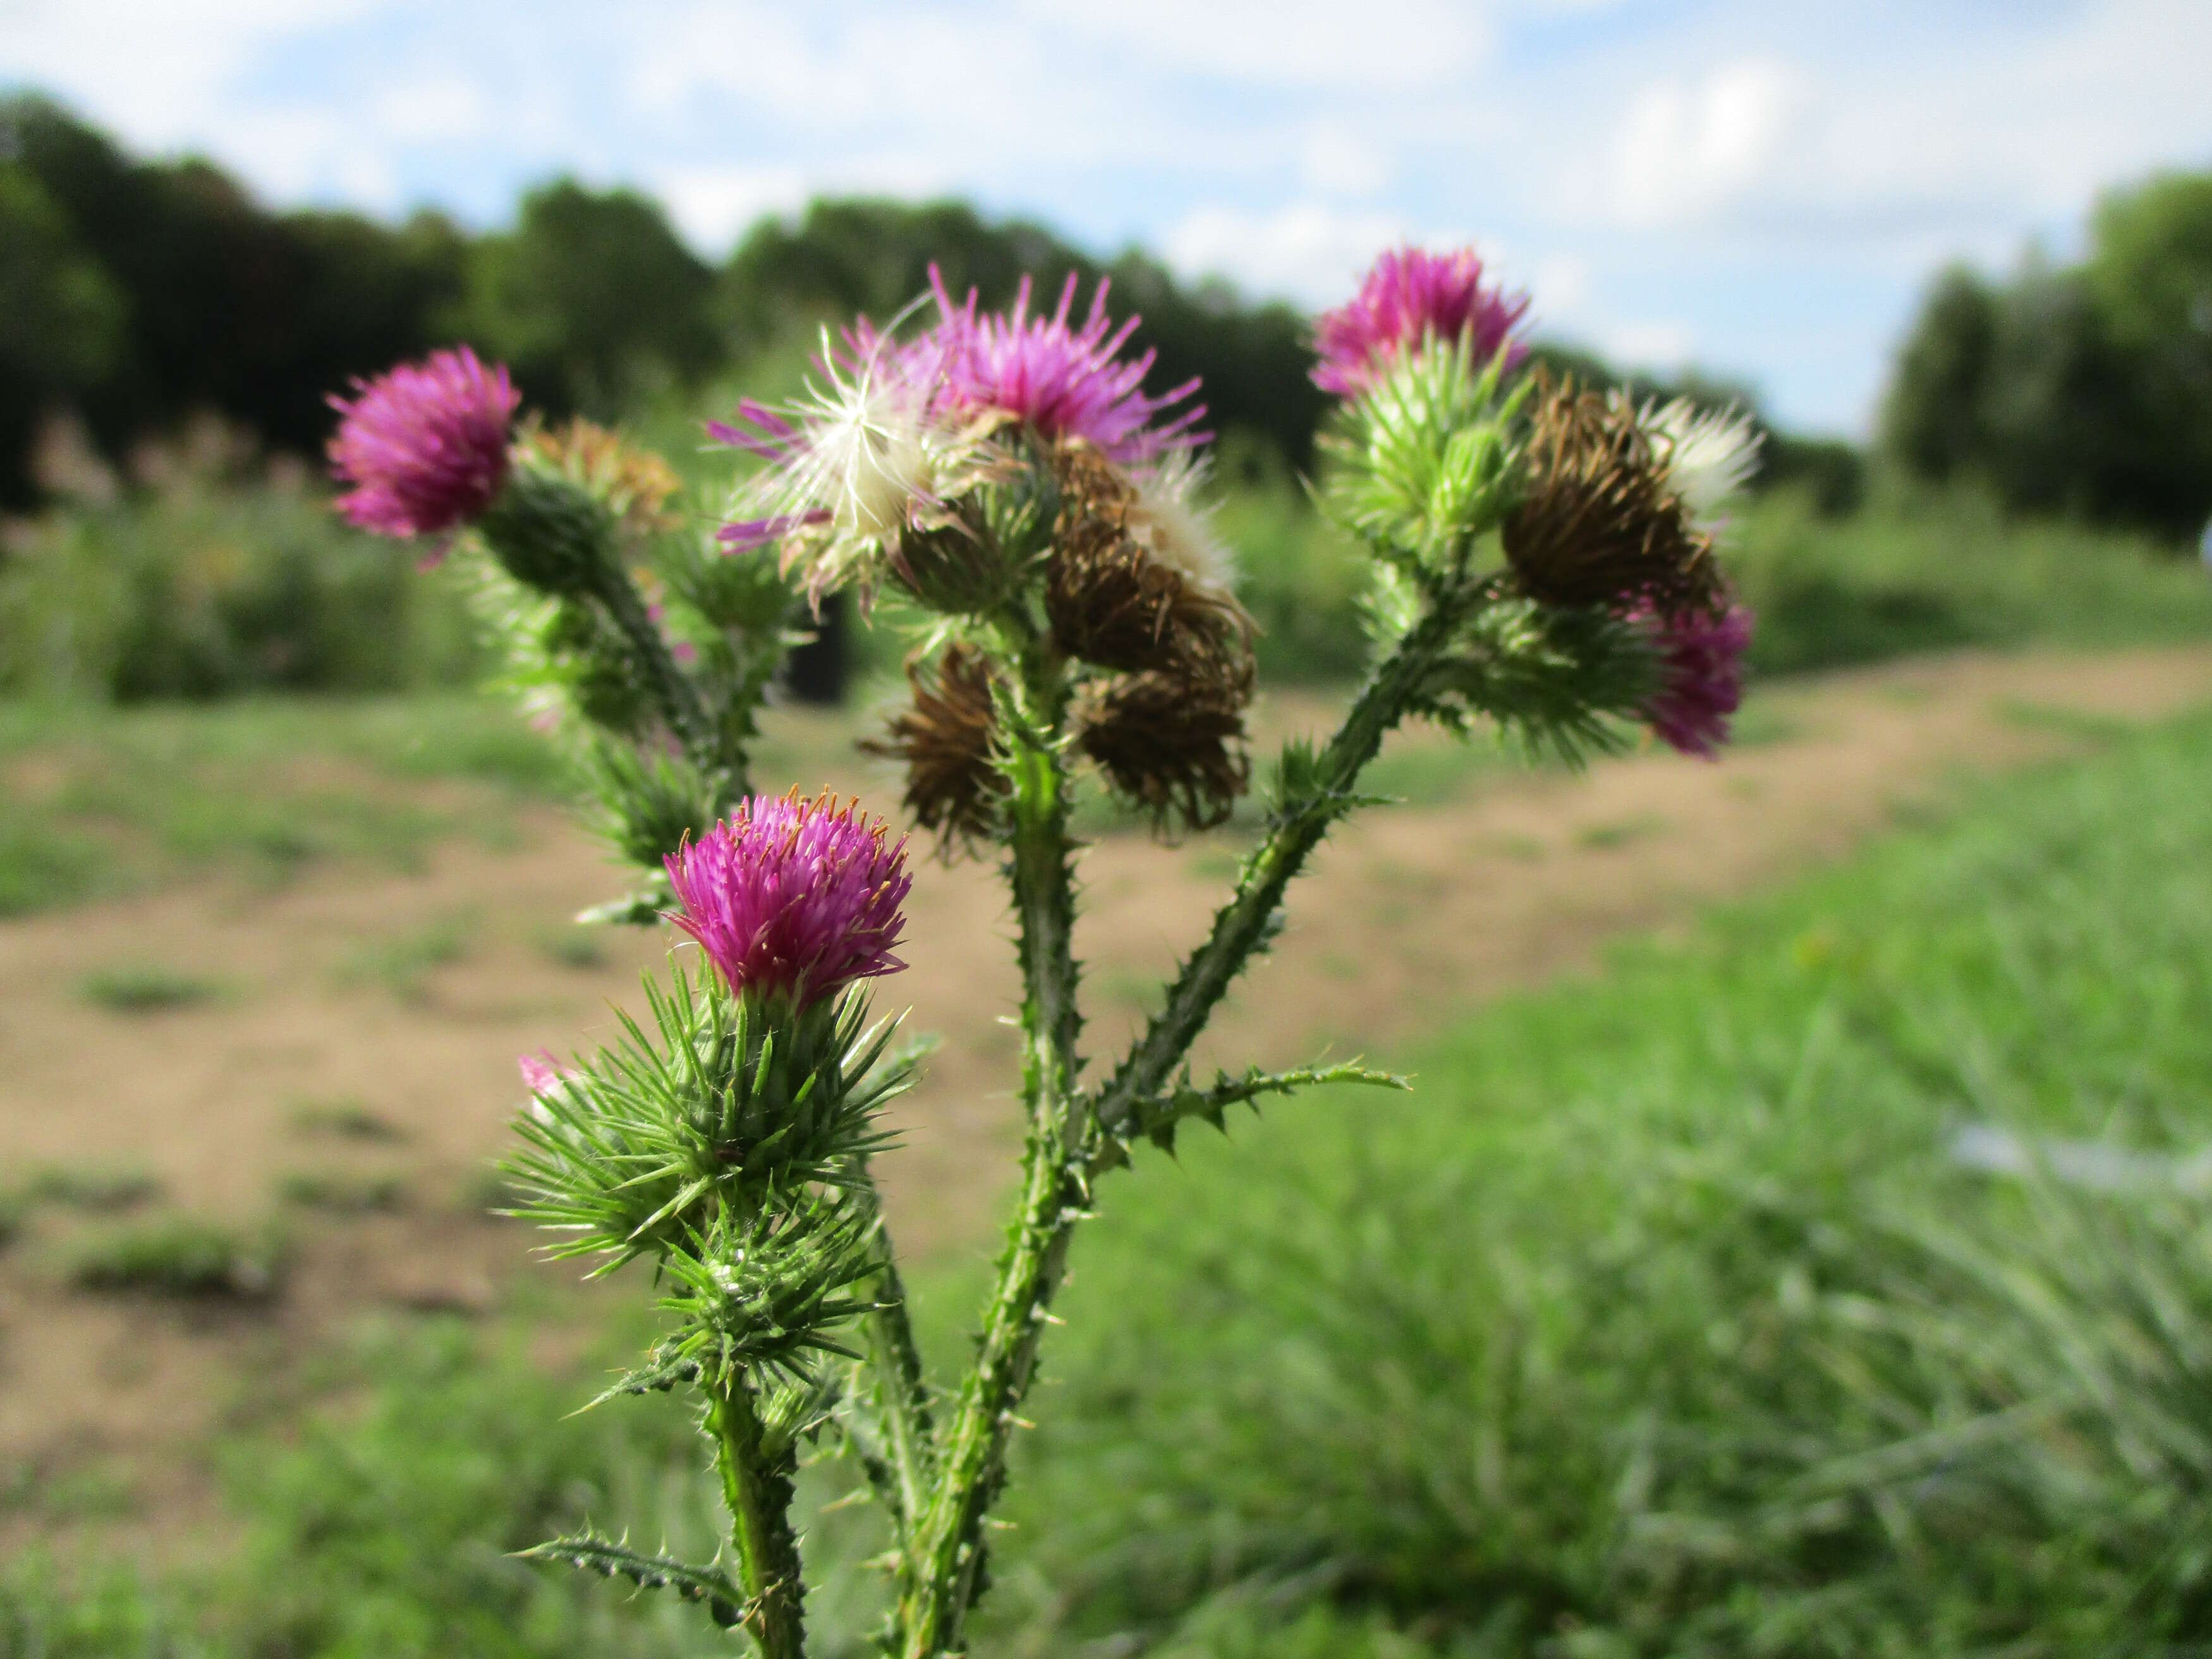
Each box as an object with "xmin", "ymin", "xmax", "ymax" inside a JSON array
[{"xmin": 4, "ymin": 0, "xmax": 2209, "ymax": 437}]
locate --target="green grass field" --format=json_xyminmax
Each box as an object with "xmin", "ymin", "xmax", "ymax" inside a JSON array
[{"xmin": 9, "ymin": 694, "xmax": 2211, "ymax": 1656}]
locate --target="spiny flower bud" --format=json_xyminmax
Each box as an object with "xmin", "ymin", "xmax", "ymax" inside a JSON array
[
  {"xmin": 1640, "ymin": 599, "xmax": 1754, "ymax": 758},
  {"xmin": 1502, "ymin": 374, "xmax": 1718, "ymax": 616},
  {"xmin": 327, "ymin": 346, "xmax": 518, "ymax": 549},
  {"xmin": 479, "ymin": 463, "xmax": 618, "ymax": 597},
  {"xmin": 1077, "ymin": 663, "xmax": 1253, "ymax": 834},
  {"xmin": 665, "ymin": 792, "xmax": 911, "ymax": 1011},
  {"xmin": 522, "ymin": 416, "xmax": 684, "ymax": 540},
  {"xmin": 861, "ymin": 645, "xmax": 1008, "ymax": 853},
  {"xmin": 1046, "ymin": 443, "xmax": 1251, "ymax": 678}
]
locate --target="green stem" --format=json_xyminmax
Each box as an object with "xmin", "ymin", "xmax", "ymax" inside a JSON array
[
  {"xmin": 854, "ymin": 1176, "xmax": 937, "ymax": 1534},
  {"xmin": 1092, "ymin": 587, "xmax": 1474, "ymax": 1138},
  {"xmin": 709, "ymin": 1383, "xmax": 808, "ymax": 1659},
  {"xmin": 591, "ymin": 560, "xmax": 738, "ymax": 793},
  {"xmin": 898, "ymin": 660, "xmax": 1085, "ymax": 1657}
]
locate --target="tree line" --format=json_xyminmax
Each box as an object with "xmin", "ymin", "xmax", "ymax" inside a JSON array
[
  {"xmin": 1882, "ymin": 171, "xmax": 2212, "ymax": 544},
  {"xmin": 27, "ymin": 92, "xmax": 2212, "ymax": 543},
  {"xmin": 0, "ymin": 95, "xmax": 1338, "ymax": 509}
]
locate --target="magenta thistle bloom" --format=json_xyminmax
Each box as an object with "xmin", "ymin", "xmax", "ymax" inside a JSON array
[
  {"xmin": 921, "ymin": 265, "xmax": 1203, "ymax": 463},
  {"xmin": 1641, "ymin": 601, "xmax": 1754, "ymax": 759},
  {"xmin": 1312, "ymin": 246, "xmax": 1531, "ymax": 398},
  {"xmin": 665, "ymin": 792, "xmax": 913, "ymax": 1009},
  {"xmin": 327, "ymin": 346, "xmax": 519, "ymax": 542}
]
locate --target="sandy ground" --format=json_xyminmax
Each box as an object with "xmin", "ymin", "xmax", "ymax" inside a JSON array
[{"xmin": 3, "ymin": 645, "xmax": 2210, "ymax": 1550}]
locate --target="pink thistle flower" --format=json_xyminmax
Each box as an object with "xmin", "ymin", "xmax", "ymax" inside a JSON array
[
  {"xmin": 327, "ymin": 346, "xmax": 519, "ymax": 545},
  {"xmin": 1641, "ymin": 601, "xmax": 1754, "ymax": 759},
  {"xmin": 665, "ymin": 791, "xmax": 913, "ymax": 1010},
  {"xmin": 1313, "ymin": 246, "xmax": 1531, "ymax": 398},
  {"xmin": 920, "ymin": 265, "xmax": 1203, "ymax": 464},
  {"xmin": 518, "ymin": 1050, "xmax": 568, "ymax": 1093}
]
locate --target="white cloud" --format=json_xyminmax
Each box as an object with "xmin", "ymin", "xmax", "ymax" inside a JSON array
[
  {"xmin": 1608, "ymin": 57, "xmax": 1804, "ymax": 228},
  {"xmin": 1301, "ymin": 125, "xmax": 1393, "ymax": 196},
  {"xmin": 1162, "ymin": 202, "xmax": 1411, "ymax": 304},
  {"xmin": 1602, "ymin": 319, "xmax": 1695, "ymax": 368},
  {"xmin": 1015, "ymin": 0, "xmax": 1490, "ymax": 88},
  {"xmin": 654, "ymin": 164, "xmax": 811, "ymax": 253},
  {"xmin": 372, "ymin": 73, "xmax": 492, "ymax": 143}
]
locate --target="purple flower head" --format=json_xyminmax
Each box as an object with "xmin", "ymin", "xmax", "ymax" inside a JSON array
[
  {"xmin": 1640, "ymin": 601, "xmax": 1754, "ymax": 759},
  {"xmin": 327, "ymin": 346, "xmax": 519, "ymax": 544},
  {"xmin": 1312, "ymin": 246, "xmax": 1531, "ymax": 399},
  {"xmin": 920, "ymin": 265, "xmax": 1204, "ymax": 464},
  {"xmin": 665, "ymin": 791, "xmax": 913, "ymax": 1010}
]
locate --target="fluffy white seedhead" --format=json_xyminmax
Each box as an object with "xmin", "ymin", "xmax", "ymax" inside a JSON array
[
  {"xmin": 1642, "ymin": 399, "xmax": 1762, "ymax": 533},
  {"xmin": 1128, "ymin": 449, "xmax": 1237, "ymax": 598},
  {"xmin": 787, "ymin": 339, "xmax": 943, "ymax": 540}
]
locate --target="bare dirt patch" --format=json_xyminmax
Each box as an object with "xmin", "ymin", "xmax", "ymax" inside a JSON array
[{"xmin": 3, "ymin": 645, "xmax": 2209, "ymax": 1552}]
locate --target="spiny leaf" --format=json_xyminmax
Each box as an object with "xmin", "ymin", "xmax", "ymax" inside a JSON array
[{"xmin": 518, "ymin": 1531, "xmax": 745, "ymax": 1627}]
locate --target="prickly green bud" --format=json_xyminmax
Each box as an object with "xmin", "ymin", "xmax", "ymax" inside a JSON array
[
  {"xmin": 506, "ymin": 970, "xmax": 916, "ymax": 1272},
  {"xmin": 1320, "ymin": 339, "xmax": 1529, "ymax": 577},
  {"xmin": 480, "ymin": 462, "xmax": 616, "ymax": 596}
]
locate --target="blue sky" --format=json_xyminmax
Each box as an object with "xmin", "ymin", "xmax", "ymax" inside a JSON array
[{"xmin": 4, "ymin": 0, "xmax": 2208, "ymax": 435}]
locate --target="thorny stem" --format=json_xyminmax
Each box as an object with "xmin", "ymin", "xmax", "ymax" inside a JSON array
[
  {"xmin": 896, "ymin": 586, "xmax": 1480, "ymax": 1656},
  {"xmin": 708, "ymin": 1382, "xmax": 808, "ymax": 1659},
  {"xmin": 852, "ymin": 1169, "xmax": 937, "ymax": 1533},
  {"xmin": 898, "ymin": 638, "xmax": 1086, "ymax": 1657},
  {"xmin": 591, "ymin": 559, "xmax": 742, "ymax": 794},
  {"xmin": 1091, "ymin": 583, "xmax": 1478, "ymax": 1138}
]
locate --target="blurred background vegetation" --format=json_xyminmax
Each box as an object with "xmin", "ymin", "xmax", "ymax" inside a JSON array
[{"xmin": 8, "ymin": 90, "xmax": 2211, "ymax": 707}]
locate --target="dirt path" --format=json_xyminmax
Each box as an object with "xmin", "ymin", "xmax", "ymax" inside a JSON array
[{"xmin": 4, "ymin": 645, "xmax": 2209, "ymax": 1550}]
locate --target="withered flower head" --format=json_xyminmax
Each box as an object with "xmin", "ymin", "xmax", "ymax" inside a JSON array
[
  {"xmin": 1502, "ymin": 374, "xmax": 1718, "ymax": 616},
  {"xmin": 860, "ymin": 645, "xmax": 1008, "ymax": 854},
  {"xmin": 1076, "ymin": 662, "xmax": 1253, "ymax": 836},
  {"xmin": 523, "ymin": 416, "xmax": 684, "ymax": 539},
  {"xmin": 1046, "ymin": 441, "xmax": 1251, "ymax": 677}
]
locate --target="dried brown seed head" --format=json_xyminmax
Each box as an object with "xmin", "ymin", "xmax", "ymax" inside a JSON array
[
  {"xmin": 860, "ymin": 645, "xmax": 1007, "ymax": 854},
  {"xmin": 1046, "ymin": 441, "xmax": 1253, "ymax": 676},
  {"xmin": 1502, "ymin": 374, "xmax": 1718, "ymax": 615},
  {"xmin": 1076, "ymin": 663, "xmax": 1253, "ymax": 836}
]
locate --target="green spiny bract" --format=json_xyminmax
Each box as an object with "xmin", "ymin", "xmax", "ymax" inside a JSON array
[
  {"xmin": 657, "ymin": 1200, "xmax": 882, "ymax": 1394},
  {"xmin": 1320, "ymin": 341, "xmax": 1531, "ymax": 578},
  {"xmin": 478, "ymin": 461, "xmax": 618, "ymax": 597},
  {"xmin": 504, "ymin": 968, "xmax": 915, "ymax": 1272},
  {"xmin": 665, "ymin": 532, "xmax": 793, "ymax": 642},
  {"xmin": 585, "ymin": 740, "xmax": 720, "ymax": 871},
  {"xmin": 1411, "ymin": 592, "xmax": 1661, "ymax": 766},
  {"xmin": 895, "ymin": 456, "xmax": 1059, "ymax": 616}
]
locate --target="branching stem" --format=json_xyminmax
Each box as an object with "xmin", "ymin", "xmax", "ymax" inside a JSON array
[
  {"xmin": 591, "ymin": 559, "xmax": 737, "ymax": 792},
  {"xmin": 1093, "ymin": 586, "xmax": 1477, "ymax": 1136},
  {"xmin": 898, "ymin": 636, "xmax": 1086, "ymax": 1656}
]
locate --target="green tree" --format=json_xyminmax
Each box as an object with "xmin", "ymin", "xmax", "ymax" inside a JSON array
[
  {"xmin": 0, "ymin": 165, "xmax": 126, "ymax": 504},
  {"xmin": 466, "ymin": 178, "xmax": 724, "ymax": 418},
  {"xmin": 2085, "ymin": 171, "xmax": 2212, "ymax": 537},
  {"xmin": 1881, "ymin": 265, "xmax": 1998, "ymax": 485}
]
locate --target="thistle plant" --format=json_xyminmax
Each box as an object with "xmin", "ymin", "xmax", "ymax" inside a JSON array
[{"xmin": 326, "ymin": 241, "xmax": 1759, "ymax": 1657}]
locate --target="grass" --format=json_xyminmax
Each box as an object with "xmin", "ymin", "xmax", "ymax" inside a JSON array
[
  {"xmin": 336, "ymin": 911, "xmax": 473, "ymax": 1002},
  {"xmin": 969, "ymin": 702, "xmax": 2212, "ymax": 1656},
  {"xmin": 15, "ymin": 699, "xmax": 2212, "ymax": 1655},
  {"xmin": 289, "ymin": 1097, "xmax": 408, "ymax": 1142},
  {"xmin": 0, "ymin": 693, "xmax": 563, "ymax": 916},
  {"xmin": 68, "ymin": 1217, "xmax": 286, "ymax": 1301},
  {"xmin": 276, "ymin": 1170, "xmax": 407, "ymax": 1213},
  {"xmin": 78, "ymin": 964, "xmax": 228, "ymax": 1012},
  {"xmin": 18, "ymin": 1165, "xmax": 165, "ymax": 1210}
]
